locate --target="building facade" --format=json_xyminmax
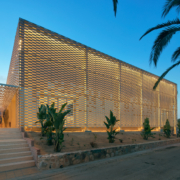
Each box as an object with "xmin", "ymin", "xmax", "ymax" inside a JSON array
[{"xmin": 0, "ymin": 18, "xmax": 177, "ymax": 131}]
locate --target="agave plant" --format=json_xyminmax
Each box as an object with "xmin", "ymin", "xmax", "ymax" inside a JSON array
[
  {"xmin": 163, "ymin": 119, "xmax": 171, "ymax": 138},
  {"xmin": 140, "ymin": 0, "xmax": 180, "ymax": 89},
  {"xmin": 141, "ymin": 118, "xmax": 154, "ymax": 140},
  {"xmin": 49, "ymin": 103, "xmax": 71, "ymax": 152},
  {"xmin": 104, "ymin": 110, "xmax": 119, "ymax": 143},
  {"xmin": 36, "ymin": 104, "xmax": 47, "ymax": 136}
]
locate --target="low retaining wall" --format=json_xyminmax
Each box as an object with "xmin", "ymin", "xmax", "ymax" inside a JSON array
[
  {"xmin": 37, "ymin": 138, "xmax": 180, "ymax": 170},
  {"xmin": 20, "ymin": 127, "xmax": 40, "ymax": 166}
]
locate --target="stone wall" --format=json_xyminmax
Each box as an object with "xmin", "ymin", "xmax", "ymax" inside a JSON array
[{"xmin": 37, "ymin": 138, "xmax": 180, "ymax": 170}]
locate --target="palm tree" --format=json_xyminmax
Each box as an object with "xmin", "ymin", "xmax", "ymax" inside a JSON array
[
  {"xmin": 113, "ymin": 0, "xmax": 118, "ymax": 16},
  {"xmin": 140, "ymin": 0, "xmax": 180, "ymax": 89}
]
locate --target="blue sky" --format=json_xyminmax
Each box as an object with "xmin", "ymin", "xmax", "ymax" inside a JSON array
[{"xmin": 0, "ymin": 0, "xmax": 179, "ymax": 118}]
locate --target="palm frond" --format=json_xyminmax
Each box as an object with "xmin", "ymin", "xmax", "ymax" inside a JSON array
[
  {"xmin": 172, "ymin": 47, "xmax": 180, "ymax": 62},
  {"xmin": 150, "ymin": 26, "xmax": 180, "ymax": 66},
  {"xmin": 112, "ymin": 0, "xmax": 118, "ymax": 17},
  {"xmin": 162, "ymin": 0, "xmax": 180, "ymax": 18},
  {"xmin": 153, "ymin": 60, "xmax": 180, "ymax": 90},
  {"xmin": 139, "ymin": 18, "xmax": 180, "ymax": 40}
]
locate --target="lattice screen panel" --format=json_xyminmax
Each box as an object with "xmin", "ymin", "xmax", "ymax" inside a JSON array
[
  {"xmin": 22, "ymin": 22, "xmax": 87, "ymax": 127},
  {"xmin": 142, "ymin": 74, "xmax": 159, "ymax": 127},
  {"xmin": 87, "ymin": 52, "xmax": 120, "ymax": 127},
  {"xmin": 0, "ymin": 84, "xmax": 18, "ymax": 111},
  {"xmin": 120, "ymin": 65, "xmax": 142, "ymax": 127},
  {"xmin": 6, "ymin": 18, "xmax": 176, "ymax": 129}
]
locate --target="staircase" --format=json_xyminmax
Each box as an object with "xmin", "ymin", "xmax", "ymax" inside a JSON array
[{"xmin": 0, "ymin": 128, "xmax": 35, "ymax": 172}]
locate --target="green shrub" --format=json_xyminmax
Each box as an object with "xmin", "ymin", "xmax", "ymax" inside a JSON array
[
  {"xmin": 104, "ymin": 110, "xmax": 119, "ymax": 143},
  {"xmin": 177, "ymin": 119, "xmax": 180, "ymax": 137},
  {"xmin": 49, "ymin": 103, "xmax": 70, "ymax": 152},
  {"xmin": 141, "ymin": 118, "xmax": 154, "ymax": 140},
  {"xmin": 45, "ymin": 103, "xmax": 56, "ymax": 145},
  {"xmin": 36, "ymin": 104, "xmax": 47, "ymax": 136},
  {"xmin": 163, "ymin": 119, "xmax": 171, "ymax": 138}
]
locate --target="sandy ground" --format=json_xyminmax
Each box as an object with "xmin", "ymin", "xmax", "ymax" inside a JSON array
[{"xmin": 26, "ymin": 131, "xmax": 178, "ymax": 155}]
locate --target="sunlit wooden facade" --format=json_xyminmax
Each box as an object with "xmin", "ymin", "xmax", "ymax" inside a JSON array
[{"xmin": 4, "ymin": 18, "xmax": 177, "ymax": 131}]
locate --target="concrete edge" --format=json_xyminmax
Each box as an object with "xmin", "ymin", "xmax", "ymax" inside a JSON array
[{"xmin": 20, "ymin": 127, "xmax": 40, "ymax": 166}]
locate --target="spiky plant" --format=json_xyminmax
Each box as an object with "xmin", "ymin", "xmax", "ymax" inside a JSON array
[
  {"xmin": 44, "ymin": 103, "xmax": 56, "ymax": 145},
  {"xmin": 49, "ymin": 103, "xmax": 70, "ymax": 152},
  {"xmin": 104, "ymin": 110, "xmax": 119, "ymax": 143},
  {"xmin": 36, "ymin": 104, "xmax": 47, "ymax": 136},
  {"xmin": 163, "ymin": 119, "xmax": 171, "ymax": 138},
  {"xmin": 140, "ymin": 0, "xmax": 180, "ymax": 89}
]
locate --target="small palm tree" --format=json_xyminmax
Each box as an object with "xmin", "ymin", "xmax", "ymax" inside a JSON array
[
  {"xmin": 104, "ymin": 110, "xmax": 119, "ymax": 143},
  {"xmin": 44, "ymin": 103, "xmax": 56, "ymax": 145},
  {"xmin": 49, "ymin": 103, "xmax": 71, "ymax": 152},
  {"xmin": 36, "ymin": 104, "xmax": 47, "ymax": 136},
  {"xmin": 140, "ymin": 0, "xmax": 180, "ymax": 89}
]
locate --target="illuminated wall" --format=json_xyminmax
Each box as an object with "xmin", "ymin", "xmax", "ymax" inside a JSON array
[{"xmin": 6, "ymin": 18, "xmax": 177, "ymax": 130}]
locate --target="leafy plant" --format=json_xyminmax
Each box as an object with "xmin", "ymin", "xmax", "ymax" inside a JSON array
[
  {"xmin": 49, "ymin": 103, "xmax": 71, "ymax": 152},
  {"xmin": 163, "ymin": 119, "xmax": 171, "ymax": 138},
  {"xmin": 177, "ymin": 119, "xmax": 180, "ymax": 137},
  {"xmin": 36, "ymin": 104, "xmax": 47, "ymax": 136},
  {"xmin": 90, "ymin": 141, "xmax": 97, "ymax": 148},
  {"xmin": 119, "ymin": 139, "xmax": 123, "ymax": 143},
  {"xmin": 141, "ymin": 118, "xmax": 155, "ymax": 140},
  {"xmin": 104, "ymin": 110, "xmax": 119, "ymax": 143},
  {"xmin": 44, "ymin": 103, "xmax": 57, "ymax": 145}
]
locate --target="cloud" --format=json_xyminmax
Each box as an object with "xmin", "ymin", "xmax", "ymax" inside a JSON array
[{"xmin": 0, "ymin": 76, "xmax": 6, "ymax": 84}]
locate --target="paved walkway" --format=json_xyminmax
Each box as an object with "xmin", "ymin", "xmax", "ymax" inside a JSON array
[
  {"xmin": 4, "ymin": 142, "xmax": 180, "ymax": 180},
  {"xmin": 0, "ymin": 167, "xmax": 40, "ymax": 180}
]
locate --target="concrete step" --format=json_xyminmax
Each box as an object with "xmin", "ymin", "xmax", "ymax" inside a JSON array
[
  {"xmin": 0, "ymin": 139, "xmax": 26, "ymax": 145},
  {"xmin": 0, "ymin": 143, "xmax": 29, "ymax": 149},
  {"xmin": 0, "ymin": 128, "xmax": 20, "ymax": 132},
  {"xmin": 0, "ymin": 147, "xmax": 30, "ymax": 154},
  {"xmin": 0, "ymin": 134, "xmax": 22, "ymax": 137},
  {"xmin": 0, "ymin": 160, "xmax": 35, "ymax": 172},
  {"xmin": 0, "ymin": 136, "xmax": 23, "ymax": 139},
  {"xmin": 0, "ymin": 151, "xmax": 32, "ymax": 159},
  {"xmin": 0, "ymin": 156, "xmax": 33, "ymax": 165},
  {"xmin": 0, "ymin": 131, "xmax": 21, "ymax": 134}
]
